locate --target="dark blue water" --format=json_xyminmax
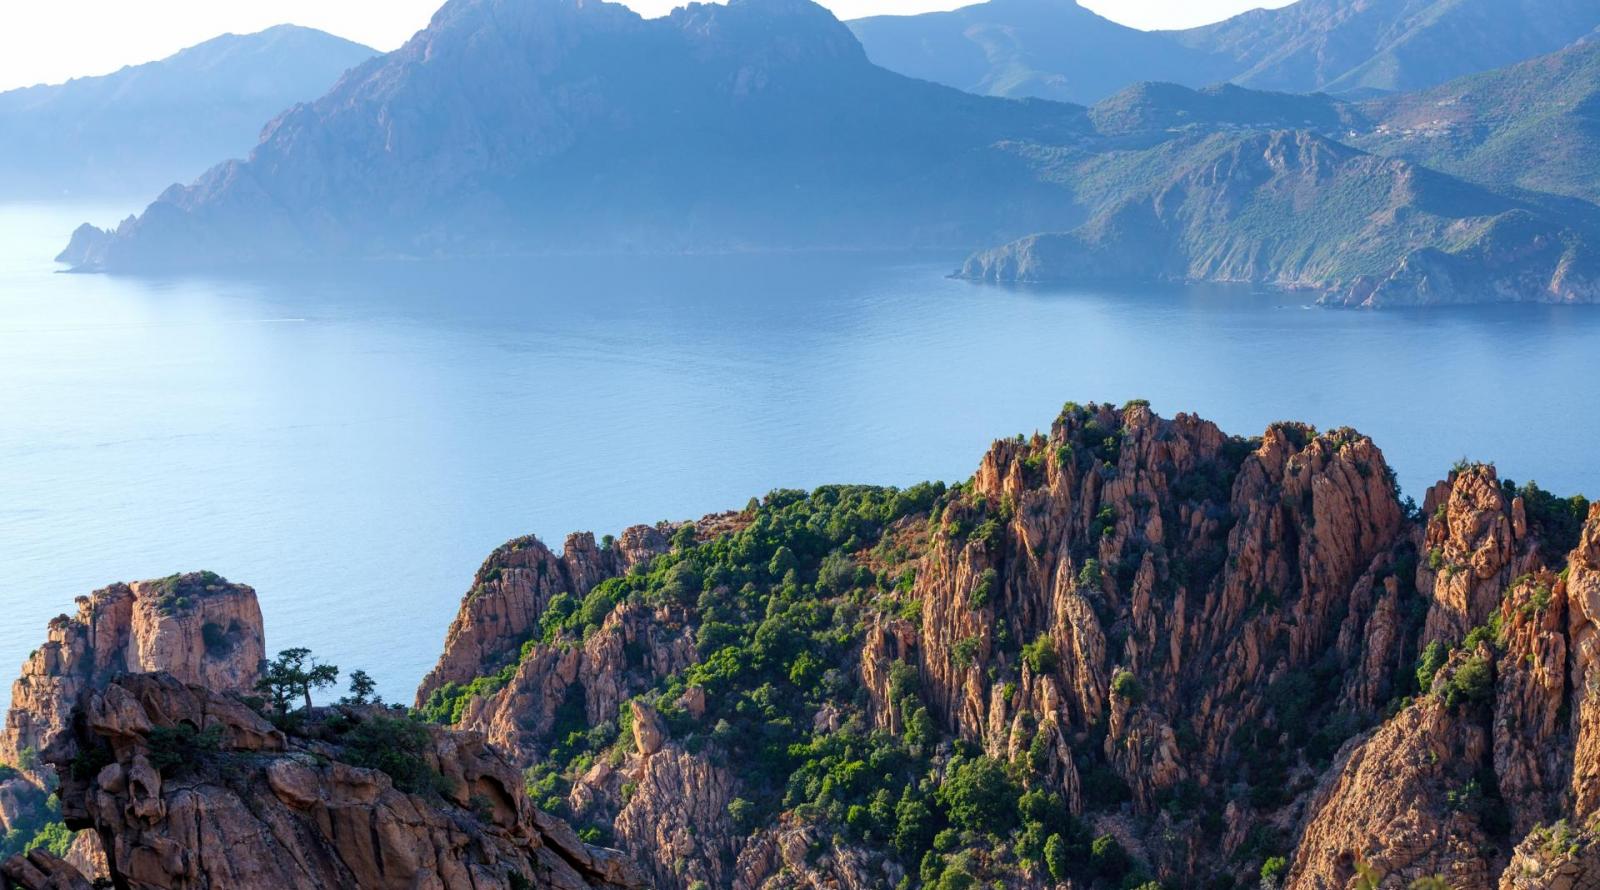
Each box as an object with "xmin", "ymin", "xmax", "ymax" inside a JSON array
[{"xmin": 3, "ymin": 202, "xmax": 1597, "ymax": 709}]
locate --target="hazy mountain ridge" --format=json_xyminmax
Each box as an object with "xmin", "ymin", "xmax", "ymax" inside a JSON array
[
  {"xmin": 1350, "ymin": 38, "xmax": 1600, "ymax": 203},
  {"xmin": 1173, "ymin": 0, "xmax": 1600, "ymax": 95},
  {"xmin": 49, "ymin": 0, "xmax": 1600, "ymax": 310},
  {"xmin": 0, "ymin": 25, "xmax": 375, "ymax": 200},
  {"xmin": 850, "ymin": 0, "xmax": 1600, "ymax": 104},
  {"xmin": 1067, "ymin": 41, "xmax": 1600, "ymax": 205},
  {"xmin": 59, "ymin": 0, "xmax": 1093, "ymax": 270},
  {"xmin": 847, "ymin": 0, "xmax": 1229, "ymax": 105}
]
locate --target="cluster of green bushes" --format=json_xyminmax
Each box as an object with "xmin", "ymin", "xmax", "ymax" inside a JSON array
[
  {"xmin": 419, "ymin": 659, "xmax": 520, "ymax": 725},
  {"xmin": 1502, "ymin": 479, "xmax": 1590, "ymax": 557},
  {"xmin": 334, "ymin": 712, "xmax": 442, "ymax": 795},
  {"xmin": 0, "ymin": 780, "xmax": 70, "ymax": 861},
  {"xmin": 146, "ymin": 569, "xmax": 230, "ymax": 614},
  {"xmin": 1415, "ymin": 625, "xmax": 1497, "ymax": 710}
]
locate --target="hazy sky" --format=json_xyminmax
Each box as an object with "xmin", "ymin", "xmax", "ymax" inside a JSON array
[{"xmin": 0, "ymin": 0, "xmax": 1293, "ymax": 92}]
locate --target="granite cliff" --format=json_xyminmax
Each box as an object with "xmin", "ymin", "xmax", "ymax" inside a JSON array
[
  {"xmin": 2, "ymin": 674, "xmax": 638, "ymax": 890},
  {"xmin": 0, "ymin": 573, "xmax": 264, "ymax": 875},
  {"xmin": 5, "ymin": 403, "xmax": 1598, "ymax": 888},
  {"xmin": 415, "ymin": 402, "xmax": 1595, "ymax": 888},
  {"xmin": 0, "ymin": 576, "xmax": 637, "ymax": 889}
]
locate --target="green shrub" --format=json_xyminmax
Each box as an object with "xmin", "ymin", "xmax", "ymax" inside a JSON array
[
  {"xmin": 952, "ymin": 636, "xmax": 980, "ymax": 669},
  {"xmin": 418, "ymin": 660, "xmax": 517, "ymax": 726},
  {"xmin": 25, "ymin": 821, "xmax": 71, "ymax": 858},
  {"xmin": 339, "ymin": 714, "xmax": 442, "ymax": 795},
  {"xmin": 1021, "ymin": 634, "xmax": 1058, "ymax": 675},
  {"xmin": 968, "ymin": 569, "xmax": 997, "ymax": 610},
  {"xmin": 1111, "ymin": 669, "xmax": 1143, "ymax": 704},
  {"xmin": 145, "ymin": 723, "xmax": 224, "ymax": 776},
  {"xmin": 818, "ymin": 551, "xmax": 858, "ymax": 594},
  {"xmin": 892, "ymin": 789, "xmax": 935, "ymax": 859},
  {"xmin": 1090, "ymin": 833, "xmax": 1130, "ymax": 880},
  {"xmin": 937, "ymin": 756, "xmax": 1020, "ymax": 834},
  {"xmin": 1415, "ymin": 641, "xmax": 1447, "ymax": 693},
  {"xmin": 1044, "ymin": 832, "xmax": 1070, "ymax": 880},
  {"xmin": 1462, "ymin": 620, "xmax": 1501, "ymax": 651},
  {"xmin": 768, "ymin": 546, "xmax": 798, "ymax": 577},
  {"xmin": 1441, "ymin": 655, "xmax": 1493, "ymax": 709},
  {"xmin": 524, "ymin": 761, "xmax": 571, "ymax": 815},
  {"xmin": 1505, "ymin": 480, "xmax": 1589, "ymax": 556},
  {"xmin": 1091, "ymin": 505, "xmax": 1117, "ymax": 539},
  {"xmin": 1261, "ymin": 855, "xmax": 1288, "ymax": 885},
  {"xmin": 1076, "ymin": 559, "xmax": 1103, "ymax": 590},
  {"xmin": 972, "ymin": 519, "xmax": 1003, "ymax": 549}
]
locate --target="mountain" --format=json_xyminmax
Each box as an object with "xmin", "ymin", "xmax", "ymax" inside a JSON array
[
  {"xmin": 57, "ymin": 0, "xmax": 1600, "ymax": 306},
  {"xmin": 847, "ymin": 0, "xmax": 1225, "ymax": 105},
  {"xmin": 1350, "ymin": 38, "xmax": 1600, "ymax": 204},
  {"xmin": 959, "ymin": 129, "xmax": 1600, "ymax": 306},
  {"xmin": 1172, "ymin": 0, "xmax": 1600, "ymax": 96},
  {"xmin": 850, "ymin": 0, "xmax": 1600, "ymax": 103},
  {"xmin": 13, "ymin": 401, "xmax": 1596, "ymax": 888},
  {"xmin": 58, "ymin": 0, "xmax": 1091, "ymax": 271},
  {"xmin": 0, "ymin": 25, "xmax": 375, "ymax": 200}
]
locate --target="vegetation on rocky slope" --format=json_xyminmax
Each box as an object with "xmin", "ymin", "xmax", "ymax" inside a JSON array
[
  {"xmin": 411, "ymin": 400, "xmax": 1600, "ymax": 889},
  {"xmin": 6, "ymin": 402, "xmax": 1599, "ymax": 889}
]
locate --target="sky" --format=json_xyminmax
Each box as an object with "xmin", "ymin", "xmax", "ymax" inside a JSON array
[{"xmin": 0, "ymin": 0, "xmax": 1293, "ymax": 92}]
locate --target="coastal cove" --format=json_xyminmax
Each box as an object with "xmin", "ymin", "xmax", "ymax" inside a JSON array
[{"xmin": 3, "ymin": 201, "xmax": 1598, "ymax": 711}]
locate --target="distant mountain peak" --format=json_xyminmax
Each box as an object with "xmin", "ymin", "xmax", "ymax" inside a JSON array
[
  {"xmin": 670, "ymin": 0, "xmax": 869, "ymax": 67},
  {"xmin": 854, "ymin": 0, "xmax": 1600, "ymax": 103},
  {"xmin": 0, "ymin": 24, "xmax": 375, "ymax": 200}
]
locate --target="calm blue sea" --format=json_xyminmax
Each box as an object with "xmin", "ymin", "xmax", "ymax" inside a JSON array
[{"xmin": 3, "ymin": 201, "xmax": 1596, "ymax": 710}]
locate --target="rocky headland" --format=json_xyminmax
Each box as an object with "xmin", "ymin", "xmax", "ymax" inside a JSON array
[
  {"xmin": 54, "ymin": 0, "xmax": 1600, "ymax": 311},
  {"xmin": 957, "ymin": 130, "xmax": 1600, "ymax": 307}
]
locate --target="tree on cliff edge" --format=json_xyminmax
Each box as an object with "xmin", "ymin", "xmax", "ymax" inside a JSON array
[{"xmin": 256, "ymin": 647, "xmax": 339, "ymax": 713}]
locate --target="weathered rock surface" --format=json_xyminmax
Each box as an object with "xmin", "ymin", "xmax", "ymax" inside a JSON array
[
  {"xmin": 1, "ymin": 573, "xmax": 264, "ymax": 878},
  {"xmin": 733, "ymin": 820, "xmax": 903, "ymax": 889},
  {"xmin": 1499, "ymin": 819, "xmax": 1600, "ymax": 890},
  {"xmin": 4, "ymin": 672, "xmax": 640, "ymax": 890},
  {"xmin": 417, "ymin": 527, "xmax": 675, "ymax": 707},
  {"xmin": 0, "ymin": 848, "xmax": 94, "ymax": 890},
  {"xmin": 420, "ymin": 404, "xmax": 1600, "ymax": 889},
  {"xmin": 1417, "ymin": 465, "xmax": 1537, "ymax": 644},
  {"xmin": 11, "ymin": 404, "xmax": 1600, "ymax": 890},
  {"xmin": 1289, "ymin": 673, "xmax": 1496, "ymax": 889},
  {"xmin": 3, "ymin": 573, "xmax": 264, "ymax": 771}
]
